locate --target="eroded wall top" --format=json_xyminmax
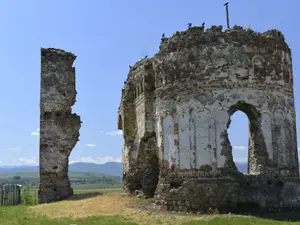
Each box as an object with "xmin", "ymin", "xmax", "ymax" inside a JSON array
[
  {"xmin": 40, "ymin": 48, "xmax": 77, "ymax": 112},
  {"xmin": 119, "ymin": 25, "xmax": 293, "ymax": 106}
]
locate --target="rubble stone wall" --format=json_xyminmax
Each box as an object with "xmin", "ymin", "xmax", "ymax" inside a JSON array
[
  {"xmin": 119, "ymin": 25, "xmax": 300, "ymax": 212},
  {"xmin": 39, "ymin": 48, "xmax": 81, "ymax": 204}
]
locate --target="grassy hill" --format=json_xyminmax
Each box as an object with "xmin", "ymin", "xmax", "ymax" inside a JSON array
[{"xmin": 0, "ymin": 187, "xmax": 298, "ymax": 225}]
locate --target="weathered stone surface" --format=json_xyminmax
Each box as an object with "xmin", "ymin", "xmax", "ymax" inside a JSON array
[
  {"xmin": 39, "ymin": 48, "xmax": 81, "ymax": 204},
  {"xmin": 119, "ymin": 25, "xmax": 299, "ymax": 213}
]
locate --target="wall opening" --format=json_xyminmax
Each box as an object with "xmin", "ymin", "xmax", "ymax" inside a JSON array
[{"xmin": 228, "ymin": 110, "xmax": 249, "ymax": 173}]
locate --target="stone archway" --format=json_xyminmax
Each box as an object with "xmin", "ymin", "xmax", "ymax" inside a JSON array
[
  {"xmin": 227, "ymin": 110, "xmax": 249, "ymax": 173},
  {"xmin": 227, "ymin": 101, "xmax": 267, "ymax": 174}
]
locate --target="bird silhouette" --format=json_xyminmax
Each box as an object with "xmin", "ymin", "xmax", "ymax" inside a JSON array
[
  {"xmin": 187, "ymin": 23, "xmax": 192, "ymax": 28},
  {"xmin": 200, "ymin": 22, "xmax": 205, "ymax": 31},
  {"xmin": 162, "ymin": 33, "xmax": 165, "ymax": 38},
  {"xmin": 144, "ymin": 55, "xmax": 148, "ymax": 58}
]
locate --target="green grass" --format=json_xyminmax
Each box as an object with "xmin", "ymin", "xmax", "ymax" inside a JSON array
[
  {"xmin": 182, "ymin": 217, "xmax": 300, "ymax": 225},
  {"xmin": 0, "ymin": 206, "xmax": 137, "ymax": 225},
  {"xmin": 0, "ymin": 206, "xmax": 299, "ymax": 225},
  {"xmin": 23, "ymin": 184, "xmax": 122, "ymax": 197},
  {"xmin": 73, "ymin": 183, "xmax": 123, "ymax": 189},
  {"xmin": 1, "ymin": 186, "xmax": 300, "ymax": 225}
]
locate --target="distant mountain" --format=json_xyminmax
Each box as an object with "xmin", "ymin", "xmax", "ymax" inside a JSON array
[
  {"xmin": 69, "ymin": 162, "xmax": 122, "ymax": 176},
  {"xmin": 0, "ymin": 165, "xmax": 39, "ymax": 173},
  {"xmin": 0, "ymin": 162, "xmax": 248, "ymax": 175},
  {"xmin": 0, "ymin": 162, "xmax": 122, "ymax": 176},
  {"xmin": 235, "ymin": 163, "xmax": 248, "ymax": 173}
]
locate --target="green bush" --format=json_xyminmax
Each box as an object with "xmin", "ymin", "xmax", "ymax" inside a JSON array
[
  {"xmin": 21, "ymin": 186, "xmax": 38, "ymax": 205},
  {"xmin": 207, "ymin": 207, "xmax": 219, "ymax": 214}
]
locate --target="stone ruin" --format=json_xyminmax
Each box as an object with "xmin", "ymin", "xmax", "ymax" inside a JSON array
[
  {"xmin": 39, "ymin": 48, "xmax": 81, "ymax": 203},
  {"xmin": 118, "ymin": 25, "xmax": 300, "ymax": 213}
]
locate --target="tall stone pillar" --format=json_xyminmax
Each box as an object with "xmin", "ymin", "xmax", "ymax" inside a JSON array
[{"xmin": 38, "ymin": 48, "xmax": 81, "ymax": 204}]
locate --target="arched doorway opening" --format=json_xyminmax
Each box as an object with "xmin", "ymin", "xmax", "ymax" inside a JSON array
[
  {"xmin": 228, "ymin": 110, "xmax": 249, "ymax": 173},
  {"xmin": 227, "ymin": 101, "xmax": 265, "ymax": 174}
]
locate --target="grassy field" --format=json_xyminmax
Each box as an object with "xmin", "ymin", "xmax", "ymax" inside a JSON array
[
  {"xmin": 0, "ymin": 172, "xmax": 123, "ymax": 187},
  {"xmin": 1, "ymin": 186, "xmax": 300, "ymax": 225}
]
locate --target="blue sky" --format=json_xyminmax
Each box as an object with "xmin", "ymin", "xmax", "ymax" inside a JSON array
[{"xmin": 0, "ymin": 0, "xmax": 299, "ymax": 166}]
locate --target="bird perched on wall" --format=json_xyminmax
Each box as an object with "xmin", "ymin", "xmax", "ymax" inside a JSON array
[
  {"xmin": 162, "ymin": 33, "xmax": 165, "ymax": 38},
  {"xmin": 200, "ymin": 22, "xmax": 205, "ymax": 31},
  {"xmin": 144, "ymin": 55, "xmax": 148, "ymax": 58},
  {"xmin": 187, "ymin": 23, "xmax": 192, "ymax": 29}
]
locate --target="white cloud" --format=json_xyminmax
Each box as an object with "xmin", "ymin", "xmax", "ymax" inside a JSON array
[
  {"xmin": 69, "ymin": 156, "xmax": 122, "ymax": 164},
  {"xmin": 5, "ymin": 147, "xmax": 21, "ymax": 152},
  {"xmin": 18, "ymin": 157, "xmax": 38, "ymax": 166},
  {"xmin": 86, "ymin": 144, "xmax": 96, "ymax": 148},
  {"xmin": 232, "ymin": 145, "xmax": 247, "ymax": 150},
  {"xmin": 100, "ymin": 130, "xmax": 123, "ymax": 136},
  {"xmin": 234, "ymin": 157, "xmax": 248, "ymax": 163},
  {"xmin": 31, "ymin": 128, "xmax": 40, "ymax": 136}
]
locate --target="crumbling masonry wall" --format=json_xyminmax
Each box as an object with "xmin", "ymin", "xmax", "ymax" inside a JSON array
[
  {"xmin": 119, "ymin": 25, "xmax": 300, "ymax": 212},
  {"xmin": 39, "ymin": 48, "xmax": 81, "ymax": 204},
  {"xmin": 119, "ymin": 59, "xmax": 159, "ymax": 197}
]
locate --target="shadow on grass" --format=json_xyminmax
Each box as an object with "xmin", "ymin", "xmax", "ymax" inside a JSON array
[
  {"xmin": 129, "ymin": 196, "xmax": 300, "ymax": 223},
  {"xmin": 42, "ymin": 215, "xmax": 138, "ymax": 225},
  {"xmin": 66, "ymin": 192, "xmax": 104, "ymax": 201},
  {"xmin": 256, "ymin": 212, "xmax": 300, "ymax": 222}
]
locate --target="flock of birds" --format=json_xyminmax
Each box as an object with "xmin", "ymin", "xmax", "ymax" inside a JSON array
[
  {"xmin": 127, "ymin": 2, "xmax": 230, "ymax": 73},
  {"xmin": 125, "ymin": 1, "xmax": 230, "ymax": 91},
  {"xmin": 127, "ymin": 22, "xmax": 206, "ymax": 72},
  {"xmin": 161, "ymin": 22, "xmax": 205, "ymax": 39}
]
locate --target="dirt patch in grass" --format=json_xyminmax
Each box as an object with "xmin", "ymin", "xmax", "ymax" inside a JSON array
[
  {"xmin": 29, "ymin": 192, "xmax": 218, "ymax": 225},
  {"xmin": 29, "ymin": 192, "xmax": 300, "ymax": 225}
]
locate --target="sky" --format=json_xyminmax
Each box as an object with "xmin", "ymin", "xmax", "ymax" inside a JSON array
[{"xmin": 0, "ymin": 0, "xmax": 299, "ymax": 166}]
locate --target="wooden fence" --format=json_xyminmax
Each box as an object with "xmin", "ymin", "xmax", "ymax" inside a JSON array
[{"xmin": 0, "ymin": 184, "xmax": 21, "ymax": 206}]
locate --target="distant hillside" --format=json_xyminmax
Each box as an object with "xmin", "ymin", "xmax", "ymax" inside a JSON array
[
  {"xmin": 235, "ymin": 163, "xmax": 248, "ymax": 173},
  {"xmin": 0, "ymin": 162, "xmax": 122, "ymax": 176},
  {"xmin": 69, "ymin": 162, "xmax": 122, "ymax": 176},
  {"xmin": 0, "ymin": 165, "xmax": 38, "ymax": 174},
  {"xmin": 0, "ymin": 162, "xmax": 249, "ymax": 175}
]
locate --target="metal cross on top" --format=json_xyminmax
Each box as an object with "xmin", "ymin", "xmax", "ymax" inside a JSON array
[{"xmin": 224, "ymin": 2, "xmax": 230, "ymax": 29}]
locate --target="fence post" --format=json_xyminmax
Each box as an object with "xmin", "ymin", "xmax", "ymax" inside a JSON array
[
  {"xmin": 0, "ymin": 184, "xmax": 21, "ymax": 206},
  {"xmin": 0, "ymin": 187, "xmax": 3, "ymax": 206}
]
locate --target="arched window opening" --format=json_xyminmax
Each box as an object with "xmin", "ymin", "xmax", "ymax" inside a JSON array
[
  {"xmin": 228, "ymin": 110, "xmax": 249, "ymax": 174},
  {"xmin": 140, "ymin": 82, "xmax": 144, "ymax": 93},
  {"xmin": 135, "ymin": 85, "xmax": 139, "ymax": 98}
]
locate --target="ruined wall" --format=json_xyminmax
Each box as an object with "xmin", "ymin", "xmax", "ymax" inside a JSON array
[
  {"xmin": 39, "ymin": 48, "xmax": 81, "ymax": 203},
  {"xmin": 120, "ymin": 25, "xmax": 300, "ymax": 212},
  {"xmin": 153, "ymin": 25, "xmax": 297, "ymax": 174},
  {"xmin": 119, "ymin": 59, "xmax": 158, "ymax": 197}
]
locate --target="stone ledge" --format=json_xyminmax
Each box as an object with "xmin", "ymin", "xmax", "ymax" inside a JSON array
[{"xmin": 154, "ymin": 82, "xmax": 293, "ymax": 97}]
